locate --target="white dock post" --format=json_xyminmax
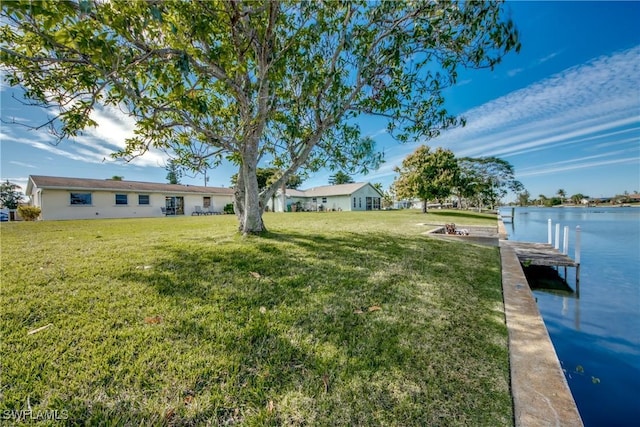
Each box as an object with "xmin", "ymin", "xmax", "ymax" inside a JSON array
[
  {"xmin": 575, "ymin": 226, "xmax": 581, "ymax": 264},
  {"xmin": 548, "ymin": 219, "xmax": 552, "ymax": 244},
  {"xmin": 563, "ymin": 226, "xmax": 569, "ymax": 255},
  {"xmin": 575, "ymin": 225, "xmax": 581, "ymax": 296},
  {"xmin": 555, "ymin": 223, "xmax": 560, "ymax": 250}
]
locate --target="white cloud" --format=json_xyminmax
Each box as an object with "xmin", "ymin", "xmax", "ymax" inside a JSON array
[
  {"xmin": 507, "ymin": 67, "xmax": 524, "ymax": 77},
  {"xmin": 79, "ymin": 105, "xmax": 170, "ymax": 167},
  {"xmin": 537, "ymin": 51, "xmax": 560, "ymax": 65},
  {"xmin": 85, "ymin": 105, "xmax": 137, "ymax": 151},
  {"xmin": 9, "ymin": 160, "xmax": 36, "ymax": 168},
  {"xmin": 518, "ymin": 157, "xmax": 638, "ymax": 177},
  {"xmin": 0, "ymin": 176, "xmax": 29, "ymax": 192},
  {"xmin": 360, "ymin": 45, "xmax": 640, "ymax": 190},
  {"xmin": 1, "ymin": 103, "xmax": 170, "ymax": 168},
  {"xmin": 432, "ymin": 45, "xmax": 640, "ymax": 162},
  {"xmin": 366, "ymin": 127, "xmax": 389, "ymax": 138}
]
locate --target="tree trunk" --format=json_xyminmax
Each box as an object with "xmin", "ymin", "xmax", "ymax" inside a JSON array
[
  {"xmin": 234, "ymin": 166, "xmax": 246, "ymax": 230},
  {"xmin": 236, "ymin": 152, "xmax": 266, "ymax": 235},
  {"xmin": 422, "ymin": 199, "xmax": 428, "ymax": 213},
  {"xmin": 281, "ymin": 182, "xmax": 286, "ymax": 213}
]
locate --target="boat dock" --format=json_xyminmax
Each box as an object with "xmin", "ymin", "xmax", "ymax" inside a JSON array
[
  {"xmin": 499, "ymin": 207, "xmax": 515, "ymax": 223},
  {"xmin": 498, "ymin": 218, "xmax": 582, "ymax": 295},
  {"xmin": 502, "ymin": 241, "xmax": 578, "ymax": 268},
  {"xmin": 501, "ymin": 237, "xmax": 581, "ymax": 295}
]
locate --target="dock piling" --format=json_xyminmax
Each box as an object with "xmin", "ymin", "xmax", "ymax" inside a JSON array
[
  {"xmin": 575, "ymin": 226, "xmax": 581, "ymax": 295},
  {"xmin": 575, "ymin": 226, "xmax": 581, "ymax": 264}
]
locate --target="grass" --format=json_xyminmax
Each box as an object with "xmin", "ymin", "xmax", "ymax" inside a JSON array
[{"xmin": 1, "ymin": 210, "xmax": 512, "ymax": 425}]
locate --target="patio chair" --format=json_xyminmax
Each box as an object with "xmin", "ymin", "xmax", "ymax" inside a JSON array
[
  {"xmin": 445, "ymin": 223, "xmax": 469, "ymax": 235},
  {"xmin": 161, "ymin": 207, "xmax": 167, "ymax": 216},
  {"xmin": 192, "ymin": 206, "xmax": 204, "ymax": 216}
]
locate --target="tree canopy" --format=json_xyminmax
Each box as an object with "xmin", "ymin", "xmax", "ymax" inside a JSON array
[
  {"xmin": 1, "ymin": 0, "xmax": 520, "ymax": 233},
  {"xmin": 231, "ymin": 167, "xmax": 303, "ymax": 191},
  {"xmin": 0, "ymin": 180, "xmax": 23, "ymax": 209},
  {"xmin": 455, "ymin": 157, "xmax": 523, "ymax": 209},
  {"xmin": 329, "ymin": 171, "xmax": 355, "ymax": 186},
  {"xmin": 393, "ymin": 145, "xmax": 458, "ymax": 213},
  {"xmin": 165, "ymin": 160, "xmax": 182, "ymax": 184}
]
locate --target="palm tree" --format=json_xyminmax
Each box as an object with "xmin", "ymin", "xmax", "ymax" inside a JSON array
[
  {"xmin": 538, "ymin": 194, "xmax": 547, "ymax": 206},
  {"xmin": 557, "ymin": 189, "xmax": 566, "ymax": 203},
  {"xmin": 571, "ymin": 193, "xmax": 585, "ymax": 205}
]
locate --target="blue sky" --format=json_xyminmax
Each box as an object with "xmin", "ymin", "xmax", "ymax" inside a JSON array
[{"xmin": 2, "ymin": 1, "xmax": 639, "ymax": 201}]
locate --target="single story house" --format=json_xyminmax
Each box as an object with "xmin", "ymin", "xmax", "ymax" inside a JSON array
[
  {"xmin": 271, "ymin": 182, "xmax": 383, "ymax": 212},
  {"xmin": 26, "ymin": 175, "xmax": 234, "ymax": 220}
]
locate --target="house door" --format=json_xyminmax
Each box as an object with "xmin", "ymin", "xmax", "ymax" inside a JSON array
[
  {"xmin": 366, "ymin": 197, "xmax": 373, "ymax": 211},
  {"xmin": 165, "ymin": 196, "xmax": 184, "ymax": 215}
]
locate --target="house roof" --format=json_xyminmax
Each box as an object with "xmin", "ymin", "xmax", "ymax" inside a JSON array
[
  {"xmin": 282, "ymin": 182, "xmax": 382, "ymax": 198},
  {"xmin": 27, "ymin": 175, "xmax": 234, "ymax": 196}
]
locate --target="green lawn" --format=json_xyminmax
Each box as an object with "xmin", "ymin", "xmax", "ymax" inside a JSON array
[{"xmin": 0, "ymin": 210, "xmax": 512, "ymax": 425}]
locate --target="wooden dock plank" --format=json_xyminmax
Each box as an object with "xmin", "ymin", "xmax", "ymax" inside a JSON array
[{"xmin": 503, "ymin": 241, "xmax": 578, "ymax": 267}]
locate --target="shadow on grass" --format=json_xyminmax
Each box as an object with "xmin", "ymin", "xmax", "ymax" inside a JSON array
[
  {"xmin": 1, "ymin": 228, "xmax": 510, "ymax": 425},
  {"xmin": 428, "ymin": 210, "xmax": 497, "ymax": 221},
  {"xmin": 104, "ymin": 231, "xmax": 511, "ymax": 424}
]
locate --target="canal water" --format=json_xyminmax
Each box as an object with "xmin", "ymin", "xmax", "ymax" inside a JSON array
[{"xmin": 501, "ymin": 207, "xmax": 640, "ymax": 426}]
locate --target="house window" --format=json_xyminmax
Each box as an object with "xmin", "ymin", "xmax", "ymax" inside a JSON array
[
  {"xmin": 203, "ymin": 196, "xmax": 211, "ymax": 208},
  {"xmin": 373, "ymin": 197, "xmax": 381, "ymax": 210},
  {"xmin": 353, "ymin": 197, "xmax": 356, "ymax": 208},
  {"xmin": 115, "ymin": 194, "xmax": 128, "ymax": 205},
  {"xmin": 312, "ymin": 197, "xmax": 317, "ymax": 203},
  {"xmin": 322, "ymin": 197, "xmax": 327, "ymax": 203},
  {"xmin": 359, "ymin": 197, "xmax": 362, "ymax": 208},
  {"xmin": 70, "ymin": 193, "xmax": 92, "ymax": 205},
  {"xmin": 138, "ymin": 195, "xmax": 150, "ymax": 205}
]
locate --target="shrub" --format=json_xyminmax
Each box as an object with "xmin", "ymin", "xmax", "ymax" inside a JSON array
[
  {"xmin": 223, "ymin": 203, "xmax": 234, "ymax": 214},
  {"xmin": 17, "ymin": 205, "xmax": 41, "ymax": 221}
]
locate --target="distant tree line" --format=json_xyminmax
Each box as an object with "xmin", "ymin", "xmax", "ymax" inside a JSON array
[
  {"xmin": 516, "ymin": 189, "xmax": 639, "ymax": 207},
  {"xmin": 392, "ymin": 146, "xmax": 522, "ymax": 212}
]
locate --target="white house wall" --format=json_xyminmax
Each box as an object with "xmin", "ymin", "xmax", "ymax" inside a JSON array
[
  {"xmin": 322, "ymin": 195, "xmax": 351, "ymax": 211},
  {"xmin": 350, "ymin": 185, "xmax": 383, "ymax": 211},
  {"xmin": 36, "ymin": 188, "xmax": 232, "ymax": 220},
  {"xmin": 271, "ymin": 184, "xmax": 382, "ymax": 212}
]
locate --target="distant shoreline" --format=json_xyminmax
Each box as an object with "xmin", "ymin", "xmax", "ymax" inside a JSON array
[{"xmin": 510, "ymin": 204, "xmax": 640, "ymax": 208}]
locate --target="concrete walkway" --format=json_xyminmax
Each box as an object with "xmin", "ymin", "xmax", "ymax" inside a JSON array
[{"xmin": 498, "ymin": 221, "xmax": 583, "ymax": 426}]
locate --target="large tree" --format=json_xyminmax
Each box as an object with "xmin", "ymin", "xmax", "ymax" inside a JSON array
[
  {"xmin": 329, "ymin": 171, "xmax": 355, "ymax": 186},
  {"xmin": 393, "ymin": 146, "xmax": 458, "ymax": 213},
  {"xmin": 456, "ymin": 157, "xmax": 523, "ymax": 210},
  {"xmin": 0, "ymin": 180, "xmax": 23, "ymax": 210},
  {"xmin": 517, "ymin": 190, "xmax": 530, "ymax": 207},
  {"xmin": 1, "ymin": 1, "xmax": 520, "ymax": 234},
  {"xmin": 165, "ymin": 159, "xmax": 182, "ymax": 184},
  {"xmin": 557, "ymin": 189, "xmax": 567, "ymax": 203},
  {"xmin": 231, "ymin": 167, "xmax": 303, "ymax": 190}
]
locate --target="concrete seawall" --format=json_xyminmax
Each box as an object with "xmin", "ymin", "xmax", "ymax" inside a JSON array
[{"xmin": 499, "ymin": 220, "xmax": 583, "ymax": 426}]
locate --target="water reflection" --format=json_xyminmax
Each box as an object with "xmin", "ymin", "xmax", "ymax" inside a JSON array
[{"xmin": 503, "ymin": 206, "xmax": 640, "ymax": 426}]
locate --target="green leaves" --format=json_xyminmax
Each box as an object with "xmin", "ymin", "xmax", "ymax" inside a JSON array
[
  {"xmin": 1, "ymin": 0, "xmax": 520, "ymax": 232},
  {"xmin": 457, "ymin": 157, "xmax": 522, "ymax": 207},
  {"xmin": 393, "ymin": 146, "xmax": 459, "ymax": 210}
]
